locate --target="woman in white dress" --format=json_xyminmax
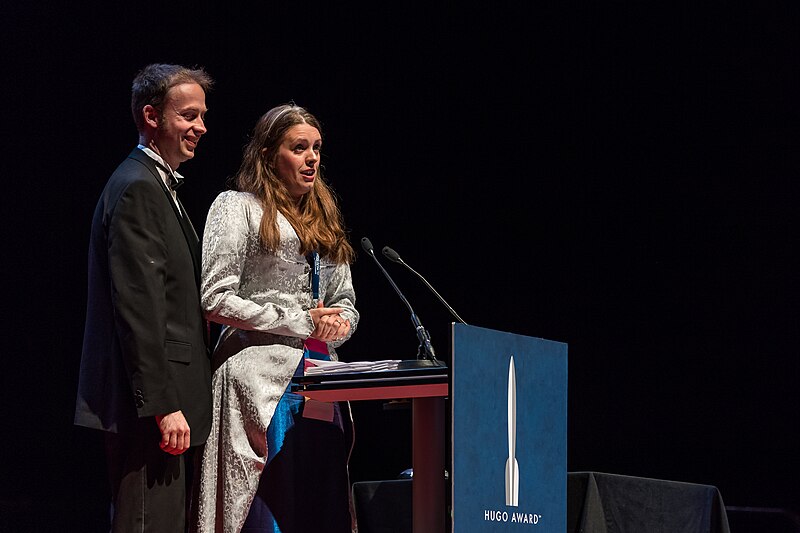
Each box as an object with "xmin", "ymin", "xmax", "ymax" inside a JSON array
[{"xmin": 193, "ymin": 104, "xmax": 358, "ymax": 533}]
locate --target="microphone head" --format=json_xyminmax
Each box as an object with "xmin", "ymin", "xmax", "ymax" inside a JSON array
[
  {"xmin": 360, "ymin": 237, "xmax": 375, "ymax": 254},
  {"xmin": 382, "ymin": 246, "xmax": 402, "ymax": 263}
]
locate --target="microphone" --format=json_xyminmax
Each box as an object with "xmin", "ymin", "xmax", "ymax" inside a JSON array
[
  {"xmin": 361, "ymin": 237, "xmax": 442, "ymax": 368},
  {"xmin": 382, "ymin": 246, "xmax": 467, "ymax": 325}
]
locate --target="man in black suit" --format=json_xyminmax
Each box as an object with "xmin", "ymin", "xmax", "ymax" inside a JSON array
[{"xmin": 75, "ymin": 64, "xmax": 214, "ymax": 532}]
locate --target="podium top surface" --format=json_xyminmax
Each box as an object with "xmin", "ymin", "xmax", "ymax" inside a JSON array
[
  {"xmin": 290, "ymin": 366, "xmax": 448, "ymax": 401},
  {"xmin": 292, "ymin": 365, "xmax": 447, "ymax": 386}
]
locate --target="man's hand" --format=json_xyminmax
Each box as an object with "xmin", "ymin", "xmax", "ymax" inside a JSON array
[{"xmin": 155, "ymin": 410, "xmax": 190, "ymax": 455}]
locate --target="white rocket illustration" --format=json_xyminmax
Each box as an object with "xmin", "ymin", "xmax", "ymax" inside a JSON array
[{"xmin": 505, "ymin": 355, "xmax": 519, "ymax": 506}]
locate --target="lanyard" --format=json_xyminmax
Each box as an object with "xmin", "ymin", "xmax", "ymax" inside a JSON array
[
  {"xmin": 307, "ymin": 251, "xmax": 320, "ymax": 300},
  {"xmin": 303, "ymin": 250, "xmax": 330, "ymax": 364}
]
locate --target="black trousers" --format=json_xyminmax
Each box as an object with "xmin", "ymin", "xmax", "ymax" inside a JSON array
[{"xmin": 105, "ymin": 419, "xmax": 191, "ymax": 533}]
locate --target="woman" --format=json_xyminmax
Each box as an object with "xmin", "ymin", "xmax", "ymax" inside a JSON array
[{"xmin": 193, "ymin": 104, "xmax": 358, "ymax": 533}]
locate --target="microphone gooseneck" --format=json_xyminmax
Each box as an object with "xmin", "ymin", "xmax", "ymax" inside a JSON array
[
  {"xmin": 361, "ymin": 237, "xmax": 441, "ymax": 367},
  {"xmin": 361, "ymin": 238, "xmax": 413, "ymax": 316},
  {"xmin": 382, "ymin": 246, "xmax": 468, "ymax": 325}
]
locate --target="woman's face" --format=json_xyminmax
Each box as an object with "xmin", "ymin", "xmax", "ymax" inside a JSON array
[{"xmin": 274, "ymin": 123, "xmax": 322, "ymax": 201}]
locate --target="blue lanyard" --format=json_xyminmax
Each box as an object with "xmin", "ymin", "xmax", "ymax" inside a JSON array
[
  {"xmin": 302, "ymin": 251, "xmax": 331, "ymax": 364},
  {"xmin": 307, "ymin": 251, "xmax": 320, "ymax": 300}
]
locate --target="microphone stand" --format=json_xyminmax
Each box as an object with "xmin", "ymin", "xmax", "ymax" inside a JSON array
[
  {"xmin": 382, "ymin": 246, "xmax": 467, "ymax": 325},
  {"xmin": 361, "ymin": 237, "xmax": 443, "ymax": 368}
]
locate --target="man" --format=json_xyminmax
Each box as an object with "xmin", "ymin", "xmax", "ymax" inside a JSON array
[{"xmin": 75, "ymin": 64, "xmax": 213, "ymax": 532}]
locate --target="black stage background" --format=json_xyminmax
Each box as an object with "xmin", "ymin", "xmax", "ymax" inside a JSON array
[{"xmin": 2, "ymin": 3, "xmax": 798, "ymax": 530}]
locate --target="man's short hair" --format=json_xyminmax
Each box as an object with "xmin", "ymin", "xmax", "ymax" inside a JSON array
[{"xmin": 131, "ymin": 64, "xmax": 214, "ymax": 133}]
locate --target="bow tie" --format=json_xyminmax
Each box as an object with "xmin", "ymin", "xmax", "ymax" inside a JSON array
[
  {"xmin": 156, "ymin": 161, "xmax": 183, "ymax": 191},
  {"xmin": 154, "ymin": 159, "xmax": 184, "ymax": 191},
  {"xmin": 167, "ymin": 173, "xmax": 185, "ymax": 190}
]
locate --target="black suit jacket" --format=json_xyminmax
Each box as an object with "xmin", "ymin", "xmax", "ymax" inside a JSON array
[{"xmin": 75, "ymin": 149, "xmax": 212, "ymax": 446}]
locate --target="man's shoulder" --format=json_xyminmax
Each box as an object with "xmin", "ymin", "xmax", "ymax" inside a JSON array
[
  {"xmin": 104, "ymin": 151, "xmax": 162, "ymax": 194},
  {"xmin": 95, "ymin": 151, "xmax": 167, "ymax": 218},
  {"xmin": 109, "ymin": 149, "xmax": 156, "ymax": 180}
]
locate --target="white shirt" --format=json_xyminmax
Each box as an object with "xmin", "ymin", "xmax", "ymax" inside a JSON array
[{"xmin": 137, "ymin": 144, "xmax": 183, "ymax": 215}]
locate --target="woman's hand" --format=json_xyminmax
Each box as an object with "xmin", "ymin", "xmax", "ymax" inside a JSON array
[{"xmin": 309, "ymin": 301, "xmax": 351, "ymax": 342}]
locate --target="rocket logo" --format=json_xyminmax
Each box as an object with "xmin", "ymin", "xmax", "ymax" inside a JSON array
[{"xmin": 505, "ymin": 356, "xmax": 519, "ymax": 506}]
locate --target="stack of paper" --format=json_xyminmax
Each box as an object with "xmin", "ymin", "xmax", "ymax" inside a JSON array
[{"xmin": 304, "ymin": 359, "xmax": 403, "ymax": 375}]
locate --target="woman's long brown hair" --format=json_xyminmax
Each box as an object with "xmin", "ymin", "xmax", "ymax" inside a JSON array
[{"xmin": 233, "ymin": 104, "xmax": 354, "ymax": 264}]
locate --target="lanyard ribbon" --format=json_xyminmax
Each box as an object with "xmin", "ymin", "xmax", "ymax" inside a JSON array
[
  {"xmin": 302, "ymin": 250, "xmax": 329, "ymax": 364},
  {"xmin": 307, "ymin": 251, "xmax": 320, "ymax": 300}
]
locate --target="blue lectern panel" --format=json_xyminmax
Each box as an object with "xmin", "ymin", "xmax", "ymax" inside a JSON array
[{"xmin": 452, "ymin": 323, "xmax": 567, "ymax": 532}]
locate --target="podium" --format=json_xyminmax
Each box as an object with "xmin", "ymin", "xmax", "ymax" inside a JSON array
[
  {"xmin": 451, "ymin": 324, "xmax": 568, "ymax": 532},
  {"xmin": 292, "ymin": 366, "xmax": 449, "ymax": 532},
  {"xmin": 293, "ymin": 324, "xmax": 567, "ymax": 533}
]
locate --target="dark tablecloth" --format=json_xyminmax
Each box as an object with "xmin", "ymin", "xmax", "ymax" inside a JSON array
[
  {"xmin": 567, "ymin": 472, "xmax": 730, "ymax": 533},
  {"xmin": 353, "ymin": 471, "xmax": 731, "ymax": 532}
]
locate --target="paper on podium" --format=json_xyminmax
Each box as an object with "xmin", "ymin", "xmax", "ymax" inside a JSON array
[{"xmin": 304, "ymin": 359, "xmax": 402, "ymax": 375}]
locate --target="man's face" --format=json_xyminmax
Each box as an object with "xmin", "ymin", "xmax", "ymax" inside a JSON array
[{"xmin": 152, "ymin": 83, "xmax": 207, "ymax": 170}]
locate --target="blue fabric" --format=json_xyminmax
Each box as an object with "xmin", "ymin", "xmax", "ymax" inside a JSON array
[
  {"xmin": 267, "ymin": 348, "xmax": 331, "ymax": 464},
  {"xmin": 241, "ymin": 392, "xmax": 304, "ymax": 533},
  {"xmin": 265, "ymin": 347, "xmax": 330, "ymax": 466},
  {"xmin": 242, "ymin": 348, "xmax": 350, "ymax": 533}
]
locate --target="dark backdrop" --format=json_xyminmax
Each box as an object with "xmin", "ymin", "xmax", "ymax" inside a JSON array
[{"xmin": 2, "ymin": 2, "xmax": 797, "ymax": 531}]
